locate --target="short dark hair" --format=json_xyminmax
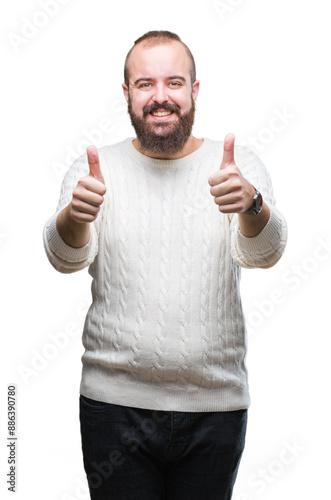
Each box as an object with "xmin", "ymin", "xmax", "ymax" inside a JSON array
[{"xmin": 124, "ymin": 30, "xmax": 196, "ymax": 87}]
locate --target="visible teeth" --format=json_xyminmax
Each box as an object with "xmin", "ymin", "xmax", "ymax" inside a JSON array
[{"xmin": 152, "ymin": 111, "xmax": 172, "ymax": 117}]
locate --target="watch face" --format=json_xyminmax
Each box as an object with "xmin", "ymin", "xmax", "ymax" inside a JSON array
[
  {"xmin": 255, "ymin": 192, "xmax": 263, "ymax": 214},
  {"xmin": 243, "ymin": 190, "xmax": 263, "ymax": 215}
]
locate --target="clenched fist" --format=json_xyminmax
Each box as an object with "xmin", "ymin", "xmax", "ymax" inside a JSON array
[
  {"xmin": 208, "ymin": 133, "xmax": 255, "ymax": 214},
  {"xmin": 56, "ymin": 145, "xmax": 107, "ymax": 248},
  {"xmin": 70, "ymin": 145, "xmax": 107, "ymax": 223}
]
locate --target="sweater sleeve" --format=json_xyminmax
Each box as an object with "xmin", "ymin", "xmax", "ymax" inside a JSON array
[
  {"xmin": 229, "ymin": 146, "xmax": 288, "ymax": 269},
  {"xmin": 43, "ymin": 153, "xmax": 101, "ymax": 274}
]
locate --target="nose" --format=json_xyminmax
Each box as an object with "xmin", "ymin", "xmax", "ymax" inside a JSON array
[{"xmin": 152, "ymin": 82, "xmax": 169, "ymax": 104}]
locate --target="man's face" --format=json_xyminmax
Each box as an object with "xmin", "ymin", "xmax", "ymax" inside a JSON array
[{"xmin": 122, "ymin": 41, "xmax": 199, "ymax": 157}]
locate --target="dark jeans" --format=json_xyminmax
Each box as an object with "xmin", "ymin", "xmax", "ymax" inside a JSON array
[{"xmin": 79, "ymin": 395, "xmax": 247, "ymax": 500}]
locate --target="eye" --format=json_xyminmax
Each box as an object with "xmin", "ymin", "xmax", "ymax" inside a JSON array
[
  {"xmin": 169, "ymin": 81, "xmax": 182, "ymax": 88},
  {"xmin": 139, "ymin": 82, "xmax": 152, "ymax": 89}
]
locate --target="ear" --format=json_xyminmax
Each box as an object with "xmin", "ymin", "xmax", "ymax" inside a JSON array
[
  {"xmin": 192, "ymin": 80, "xmax": 200, "ymax": 101},
  {"xmin": 122, "ymin": 83, "xmax": 129, "ymax": 103}
]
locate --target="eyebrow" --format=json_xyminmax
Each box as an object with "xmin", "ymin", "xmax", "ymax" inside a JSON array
[{"xmin": 133, "ymin": 76, "xmax": 187, "ymax": 86}]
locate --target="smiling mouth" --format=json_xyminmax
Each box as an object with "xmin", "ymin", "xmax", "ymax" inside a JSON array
[{"xmin": 150, "ymin": 109, "xmax": 174, "ymax": 117}]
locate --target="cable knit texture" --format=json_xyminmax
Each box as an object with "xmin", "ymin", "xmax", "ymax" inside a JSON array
[{"xmin": 43, "ymin": 138, "xmax": 287, "ymax": 411}]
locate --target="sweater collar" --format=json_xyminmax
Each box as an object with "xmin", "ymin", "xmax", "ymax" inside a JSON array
[{"xmin": 124, "ymin": 137, "xmax": 209, "ymax": 169}]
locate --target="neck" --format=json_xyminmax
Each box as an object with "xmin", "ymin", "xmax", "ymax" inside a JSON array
[{"xmin": 132, "ymin": 135, "xmax": 203, "ymax": 160}]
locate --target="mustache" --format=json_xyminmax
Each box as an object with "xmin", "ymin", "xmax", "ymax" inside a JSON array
[{"xmin": 143, "ymin": 102, "xmax": 181, "ymax": 116}]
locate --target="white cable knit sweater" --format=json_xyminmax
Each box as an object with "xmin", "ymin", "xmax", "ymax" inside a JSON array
[{"xmin": 43, "ymin": 137, "xmax": 287, "ymax": 411}]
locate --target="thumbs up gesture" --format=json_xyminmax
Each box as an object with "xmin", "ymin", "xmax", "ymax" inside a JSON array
[
  {"xmin": 70, "ymin": 145, "xmax": 107, "ymax": 223},
  {"xmin": 208, "ymin": 133, "xmax": 255, "ymax": 214}
]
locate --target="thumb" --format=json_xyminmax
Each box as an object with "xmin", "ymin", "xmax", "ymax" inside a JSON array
[
  {"xmin": 221, "ymin": 133, "xmax": 235, "ymax": 169},
  {"xmin": 87, "ymin": 145, "xmax": 105, "ymax": 184}
]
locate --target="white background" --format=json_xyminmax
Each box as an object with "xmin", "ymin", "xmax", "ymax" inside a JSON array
[{"xmin": 1, "ymin": 0, "xmax": 330, "ymax": 498}]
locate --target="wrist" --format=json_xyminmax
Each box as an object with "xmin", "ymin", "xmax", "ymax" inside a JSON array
[
  {"xmin": 239, "ymin": 203, "xmax": 270, "ymax": 237},
  {"xmin": 243, "ymin": 186, "xmax": 263, "ymax": 215},
  {"xmin": 56, "ymin": 205, "xmax": 91, "ymax": 248}
]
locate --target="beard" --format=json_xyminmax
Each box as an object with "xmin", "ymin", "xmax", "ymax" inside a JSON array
[{"xmin": 127, "ymin": 95, "xmax": 196, "ymax": 156}]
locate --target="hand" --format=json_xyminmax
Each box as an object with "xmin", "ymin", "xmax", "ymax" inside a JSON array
[
  {"xmin": 70, "ymin": 145, "xmax": 107, "ymax": 223},
  {"xmin": 208, "ymin": 133, "xmax": 255, "ymax": 214}
]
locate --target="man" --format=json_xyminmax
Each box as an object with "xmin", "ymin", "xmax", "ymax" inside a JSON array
[{"xmin": 43, "ymin": 31, "xmax": 287, "ymax": 500}]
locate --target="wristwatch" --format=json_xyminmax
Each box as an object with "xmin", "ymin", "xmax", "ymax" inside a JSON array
[{"xmin": 243, "ymin": 187, "xmax": 263, "ymax": 215}]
